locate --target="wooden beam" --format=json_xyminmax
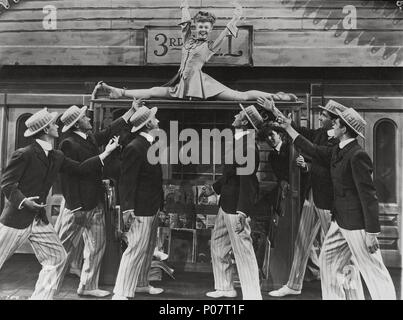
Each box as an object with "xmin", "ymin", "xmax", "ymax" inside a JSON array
[
  {"xmin": 1, "ymin": 44, "xmax": 401, "ymax": 66},
  {"xmin": 0, "ymin": 46, "xmax": 144, "ymax": 65},
  {"xmin": 1, "ymin": 29, "xmax": 401, "ymax": 48},
  {"xmin": 12, "ymin": 0, "xmax": 396, "ymax": 10},
  {"xmin": 322, "ymin": 83, "xmax": 403, "ymax": 96},
  {"xmin": 0, "ymin": 30, "xmax": 134, "ymax": 46},
  {"xmin": 5, "ymin": 93, "xmax": 90, "ymax": 105},
  {"xmin": 312, "ymin": 97, "xmax": 403, "ymax": 111},
  {"xmin": 253, "ymin": 46, "xmax": 403, "ymax": 66},
  {"xmin": 4, "ymin": 7, "xmax": 400, "ymax": 20},
  {"xmin": 91, "ymin": 98, "xmax": 304, "ymax": 110},
  {"xmin": 201, "ymin": 0, "xmax": 398, "ymax": 9},
  {"xmin": 2, "ymin": 16, "xmax": 403, "ymax": 32}
]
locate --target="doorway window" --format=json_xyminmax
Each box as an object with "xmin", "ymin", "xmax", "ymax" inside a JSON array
[
  {"xmin": 15, "ymin": 113, "xmax": 33, "ymax": 149},
  {"xmin": 374, "ymin": 119, "xmax": 397, "ymax": 203}
]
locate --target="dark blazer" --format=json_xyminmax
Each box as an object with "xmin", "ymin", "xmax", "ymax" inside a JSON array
[
  {"xmin": 213, "ymin": 133, "xmax": 260, "ymax": 217},
  {"xmin": 59, "ymin": 118, "xmax": 127, "ymax": 211},
  {"xmin": 119, "ymin": 134, "xmax": 163, "ymax": 216},
  {"xmin": 294, "ymin": 135, "xmax": 380, "ymax": 233},
  {"xmin": 0, "ymin": 141, "xmax": 102, "ymax": 229},
  {"xmin": 295, "ymin": 126, "xmax": 338, "ymax": 210}
]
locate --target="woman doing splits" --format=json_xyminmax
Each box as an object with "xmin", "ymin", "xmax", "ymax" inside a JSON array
[{"xmin": 93, "ymin": 1, "xmax": 297, "ymax": 102}]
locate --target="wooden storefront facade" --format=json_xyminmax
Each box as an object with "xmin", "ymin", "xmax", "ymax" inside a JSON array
[{"xmin": 0, "ymin": 0, "xmax": 402, "ymax": 282}]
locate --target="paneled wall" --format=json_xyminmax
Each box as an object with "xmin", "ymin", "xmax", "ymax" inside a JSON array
[{"xmin": 0, "ymin": 0, "xmax": 402, "ymax": 66}]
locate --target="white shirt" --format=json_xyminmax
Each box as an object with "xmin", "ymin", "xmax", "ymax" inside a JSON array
[
  {"xmin": 339, "ymin": 138, "xmax": 356, "ymax": 149},
  {"xmin": 140, "ymin": 131, "xmax": 154, "ymax": 144},
  {"xmin": 274, "ymin": 141, "xmax": 282, "ymax": 153},
  {"xmin": 74, "ymin": 131, "xmax": 87, "ymax": 140},
  {"xmin": 35, "ymin": 139, "xmax": 52, "ymax": 157},
  {"xmin": 327, "ymin": 129, "xmax": 335, "ymax": 138}
]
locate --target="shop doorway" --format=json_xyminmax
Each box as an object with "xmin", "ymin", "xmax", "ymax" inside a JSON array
[{"xmin": 94, "ymin": 100, "xmax": 303, "ymax": 289}]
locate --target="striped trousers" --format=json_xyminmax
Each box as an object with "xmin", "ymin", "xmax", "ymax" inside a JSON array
[
  {"xmin": 56, "ymin": 204, "xmax": 106, "ymax": 291},
  {"xmin": 287, "ymin": 190, "xmax": 331, "ymax": 291},
  {"xmin": 0, "ymin": 220, "xmax": 67, "ymax": 300},
  {"xmin": 68, "ymin": 238, "xmax": 84, "ymax": 273},
  {"xmin": 320, "ymin": 221, "xmax": 396, "ymax": 300},
  {"xmin": 211, "ymin": 207, "xmax": 262, "ymax": 300},
  {"xmin": 54, "ymin": 201, "xmax": 84, "ymax": 274},
  {"xmin": 113, "ymin": 214, "xmax": 158, "ymax": 298}
]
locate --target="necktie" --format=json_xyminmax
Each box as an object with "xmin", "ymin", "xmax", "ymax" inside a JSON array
[{"xmin": 47, "ymin": 149, "xmax": 55, "ymax": 161}]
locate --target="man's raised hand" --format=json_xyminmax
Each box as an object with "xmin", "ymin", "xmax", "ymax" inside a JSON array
[
  {"xmin": 105, "ymin": 136, "xmax": 120, "ymax": 154},
  {"xmin": 23, "ymin": 196, "xmax": 47, "ymax": 211},
  {"xmin": 276, "ymin": 113, "xmax": 293, "ymax": 130}
]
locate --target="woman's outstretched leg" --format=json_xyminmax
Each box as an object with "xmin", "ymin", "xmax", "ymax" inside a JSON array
[
  {"xmin": 97, "ymin": 82, "xmax": 171, "ymax": 100},
  {"xmin": 216, "ymin": 89, "xmax": 297, "ymax": 101}
]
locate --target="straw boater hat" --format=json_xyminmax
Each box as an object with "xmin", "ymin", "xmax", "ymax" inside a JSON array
[
  {"xmin": 60, "ymin": 105, "xmax": 88, "ymax": 133},
  {"xmin": 336, "ymin": 108, "xmax": 366, "ymax": 139},
  {"xmin": 318, "ymin": 99, "xmax": 348, "ymax": 116},
  {"xmin": 130, "ymin": 106, "xmax": 158, "ymax": 133},
  {"xmin": 238, "ymin": 104, "xmax": 264, "ymax": 131},
  {"xmin": 24, "ymin": 108, "xmax": 58, "ymax": 137}
]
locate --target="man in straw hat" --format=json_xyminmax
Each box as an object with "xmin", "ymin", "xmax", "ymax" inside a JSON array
[
  {"xmin": 200, "ymin": 104, "xmax": 262, "ymax": 300},
  {"xmin": 0, "ymin": 108, "xmax": 119, "ymax": 300},
  {"xmin": 275, "ymin": 106, "xmax": 396, "ymax": 300},
  {"xmin": 55, "ymin": 100, "xmax": 138, "ymax": 298},
  {"xmin": 261, "ymin": 98, "xmax": 359, "ymax": 298},
  {"xmin": 112, "ymin": 105, "xmax": 164, "ymax": 300}
]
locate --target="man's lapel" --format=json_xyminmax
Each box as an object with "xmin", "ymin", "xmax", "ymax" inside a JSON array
[
  {"xmin": 332, "ymin": 140, "xmax": 358, "ymax": 165},
  {"xmin": 46, "ymin": 150, "xmax": 58, "ymax": 179},
  {"xmin": 33, "ymin": 141, "xmax": 50, "ymax": 169},
  {"xmin": 86, "ymin": 133, "xmax": 99, "ymax": 148},
  {"xmin": 73, "ymin": 132, "xmax": 99, "ymax": 152}
]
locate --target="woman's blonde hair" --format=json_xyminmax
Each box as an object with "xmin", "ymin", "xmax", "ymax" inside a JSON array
[{"xmin": 193, "ymin": 11, "xmax": 216, "ymax": 24}]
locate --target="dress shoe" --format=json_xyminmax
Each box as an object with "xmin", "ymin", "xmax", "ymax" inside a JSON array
[
  {"xmin": 77, "ymin": 288, "xmax": 111, "ymax": 298},
  {"xmin": 206, "ymin": 290, "xmax": 237, "ymax": 298},
  {"xmin": 112, "ymin": 294, "xmax": 128, "ymax": 300},
  {"xmin": 153, "ymin": 248, "xmax": 168, "ymax": 261},
  {"xmin": 268, "ymin": 285, "xmax": 301, "ymax": 297},
  {"xmin": 135, "ymin": 285, "xmax": 164, "ymax": 295},
  {"xmin": 304, "ymin": 272, "xmax": 321, "ymax": 282}
]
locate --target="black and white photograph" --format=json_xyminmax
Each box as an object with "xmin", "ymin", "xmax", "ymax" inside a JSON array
[{"xmin": 0, "ymin": 0, "xmax": 402, "ymax": 306}]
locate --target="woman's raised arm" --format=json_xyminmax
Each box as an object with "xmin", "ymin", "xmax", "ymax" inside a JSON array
[
  {"xmin": 210, "ymin": 2, "xmax": 242, "ymax": 53},
  {"xmin": 179, "ymin": 0, "xmax": 192, "ymax": 43}
]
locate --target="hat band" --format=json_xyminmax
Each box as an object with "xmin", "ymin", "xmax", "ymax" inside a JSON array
[
  {"xmin": 28, "ymin": 115, "xmax": 52, "ymax": 131},
  {"xmin": 132, "ymin": 111, "xmax": 151, "ymax": 128},
  {"xmin": 65, "ymin": 110, "xmax": 82, "ymax": 125}
]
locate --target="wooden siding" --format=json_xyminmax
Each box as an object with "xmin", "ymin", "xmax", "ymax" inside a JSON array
[{"xmin": 0, "ymin": 0, "xmax": 402, "ymax": 66}]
